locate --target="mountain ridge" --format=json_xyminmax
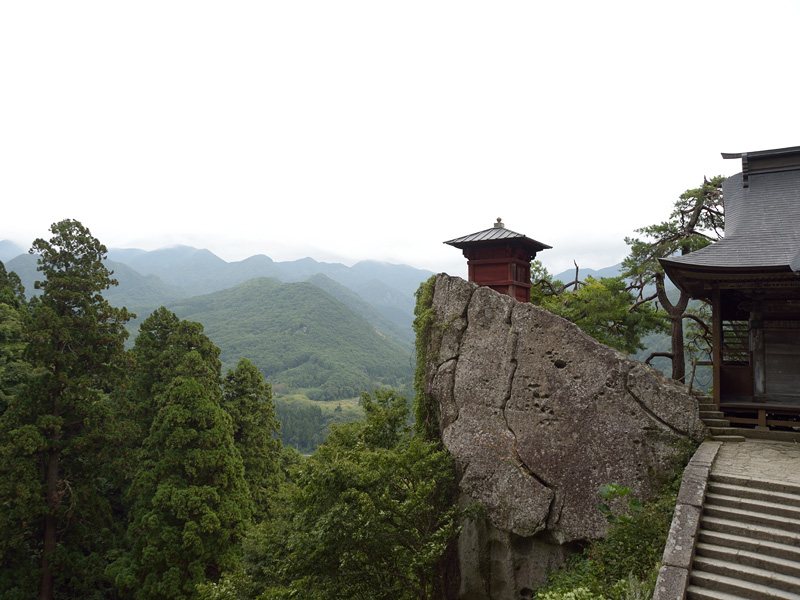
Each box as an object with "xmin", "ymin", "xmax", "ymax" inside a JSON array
[{"xmin": 166, "ymin": 277, "xmax": 413, "ymax": 401}]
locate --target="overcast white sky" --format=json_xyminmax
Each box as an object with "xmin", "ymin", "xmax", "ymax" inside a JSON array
[{"xmin": 2, "ymin": 1, "xmax": 799, "ymax": 280}]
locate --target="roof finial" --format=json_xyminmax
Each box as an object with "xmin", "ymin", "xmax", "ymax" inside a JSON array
[{"xmin": 494, "ymin": 217, "xmax": 504, "ymax": 228}]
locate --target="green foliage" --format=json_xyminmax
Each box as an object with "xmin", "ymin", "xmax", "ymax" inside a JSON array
[
  {"xmin": 0, "ymin": 261, "xmax": 29, "ymax": 417},
  {"xmin": 531, "ymin": 267, "xmax": 667, "ymax": 354},
  {"xmin": 132, "ymin": 307, "xmax": 222, "ymax": 405},
  {"xmin": 247, "ymin": 390, "xmax": 464, "ymax": 600},
  {"xmin": 536, "ymin": 446, "xmax": 692, "ymax": 600},
  {"xmin": 623, "ymin": 176, "xmax": 725, "ymax": 288},
  {"xmin": 168, "ymin": 278, "xmax": 413, "ymax": 401},
  {"xmin": 597, "ymin": 484, "xmax": 643, "ymax": 524},
  {"xmin": 622, "ymin": 176, "xmax": 724, "ymax": 381},
  {"xmin": 529, "ymin": 260, "xmax": 555, "ymax": 306},
  {"xmin": 412, "ymin": 276, "xmax": 439, "ymax": 440},
  {"xmin": 537, "ymin": 588, "xmax": 605, "ymax": 600},
  {"xmin": 110, "ymin": 348, "xmax": 252, "ymax": 600},
  {"xmin": 274, "ymin": 395, "xmax": 364, "ymax": 453},
  {"xmin": 0, "ymin": 220, "xmax": 133, "ymax": 600},
  {"xmin": 222, "ymin": 358, "xmax": 282, "ymax": 519},
  {"xmin": 536, "ymin": 492, "xmax": 672, "ymax": 599}
]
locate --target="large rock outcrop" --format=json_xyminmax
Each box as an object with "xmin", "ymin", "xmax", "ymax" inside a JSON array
[{"xmin": 421, "ymin": 275, "xmax": 705, "ymax": 599}]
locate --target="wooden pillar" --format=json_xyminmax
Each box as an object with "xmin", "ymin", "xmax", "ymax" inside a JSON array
[
  {"xmin": 711, "ymin": 287, "xmax": 722, "ymax": 408},
  {"xmin": 751, "ymin": 302, "xmax": 766, "ymax": 398}
]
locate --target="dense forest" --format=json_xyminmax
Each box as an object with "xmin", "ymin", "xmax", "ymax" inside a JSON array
[
  {"xmin": 3, "ymin": 243, "xmax": 423, "ymax": 453},
  {"xmin": 0, "ymin": 220, "xmax": 460, "ymax": 599}
]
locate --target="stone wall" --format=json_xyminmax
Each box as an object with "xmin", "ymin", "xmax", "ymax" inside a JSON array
[{"xmin": 422, "ymin": 275, "xmax": 706, "ymax": 599}]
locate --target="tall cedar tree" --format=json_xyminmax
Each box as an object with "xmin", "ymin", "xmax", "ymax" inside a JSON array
[
  {"xmin": 222, "ymin": 358, "xmax": 281, "ymax": 521},
  {"xmin": 0, "ymin": 220, "xmax": 132, "ymax": 600},
  {"xmin": 623, "ymin": 176, "xmax": 724, "ymax": 381},
  {"xmin": 0, "ymin": 261, "xmax": 38, "ymax": 598},
  {"xmin": 129, "ymin": 311, "xmax": 280, "ymax": 521},
  {"xmin": 0, "ymin": 261, "xmax": 29, "ymax": 417},
  {"xmin": 127, "ymin": 307, "xmax": 221, "ymax": 440},
  {"xmin": 109, "ymin": 311, "xmax": 253, "ymax": 600}
]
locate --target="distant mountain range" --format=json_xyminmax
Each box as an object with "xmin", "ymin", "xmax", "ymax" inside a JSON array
[
  {"xmin": 552, "ymin": 263, "xmax": 623, "ymax": 284},
  {"xmin": 2, "ymin": 243, "xmax": 433, "ymax": 402},
  {"xmin": 0, "ymin": 240, "xmax": 25, "ymax": 263},
  {"xmin": 5, "ymin": 245, "xmax": 431, "ymax": 340},
  {"xmin": 2, "ymin": 241, "xmax": 690, "ymax": 401}
]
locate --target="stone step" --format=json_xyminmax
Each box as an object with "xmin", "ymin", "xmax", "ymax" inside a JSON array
[
  {"xmin": 690, "ymin": 569, "xmax": 800, "ymax": 599},
  {"xmin": 686, "ymin": 586, "xmax": 756, "ymax": 600},
  {"xmin": 696, "ymin": 542, "xmax": 800, "ymax": 579},
  {"xmin": 701, "ymin": 515, "xmax": 800, "ymax": 547},
  {"xmin": 703, "ymin": 418, "xmax": 732, "ymax": 427},
  {"xmin": 707, "ymin": 427, "xmax": 747, "ymax": 436},
  {"xmin": 700, "ymin": 410, "xmax": 726, "ymax": 419},
  {"xmin": 703, "ymin": 504, "xmax": 800, "ymax": 534},
  {"xmin": 708, "ymin": 481, "xmax": 800, "ymax": 509},
  {"xmin": 711, "ymin": 473, "xmax": 800, "ymax": 497},
  {"xmin": 698, "ymin": 529, "xmax": 800, "ymax": 564},
  {"xmin": 693, "ymin": 555, "xmax": 800, "ymax": 594},
  {"xmin": 711, "ymin": 435, "xmax": 746, "ymax": 442},
  {"xmin": 698, "ymin": 404, "xmax": 718, "ymax": 412},
  {"xmin": 706, "ymin": 427, "xmax": 800, "ymax": 443},
  {"xmin": 706, "ymin": 492, "xmax": 800, "ymax": 521}
]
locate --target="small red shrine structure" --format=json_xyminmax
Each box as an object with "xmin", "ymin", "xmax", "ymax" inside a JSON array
[{"xmin": 444, "ymin": 218, "xmax": 551, "ymax": 303}]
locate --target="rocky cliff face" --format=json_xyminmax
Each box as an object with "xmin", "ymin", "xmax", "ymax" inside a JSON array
[{"xmin": 421, "ymin": 275, "xmax": 705, "ymax": 599}]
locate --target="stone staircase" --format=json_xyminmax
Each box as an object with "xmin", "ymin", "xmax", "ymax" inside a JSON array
[
  {"xmin": 697, "ymin": 398, "xmax": 745, "ymax": 443},
  {"xmin": 697, "ymin": 397, "xmax": 800, "ymax": 443},
  {"xmin": 686, "ymin": 473, "xmax": 800, "ymax": 599},
  {"xmin": 653, "ymin": 398, "xmax": 800, "ymax": 598}
]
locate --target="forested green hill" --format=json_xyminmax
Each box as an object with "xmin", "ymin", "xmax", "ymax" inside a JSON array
[
  {"xmin": 5, "ymin": 245, "xmax": 424, "ymax": 451},
  {"xmin": 5, "ymin": 244, "xmax": 433, "ymax": 335},
  {"xmin": 305, "ymin": 273, "xmax": 414, "ymax": 348},
  {"xmin": 166, "ymin": 277, "xmax": 413, "ymax": 402}
]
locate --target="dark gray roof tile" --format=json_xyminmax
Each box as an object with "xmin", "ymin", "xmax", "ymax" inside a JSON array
[
  {"xmin": 661, "ymin": 170, "xmax": 800, "ymax": 270},
  {"xmin": 444, "ymin": 221, "xmax": 551, "ymax": 250}
]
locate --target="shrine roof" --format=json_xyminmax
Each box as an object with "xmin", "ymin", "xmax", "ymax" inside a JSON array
[
  {"xmin": 444, "ymin": 218, "xmax": 551, "ymax": 252},
  {"xmin": 660, "ymin": 168, "xmax": 800, "ymax": 275}
]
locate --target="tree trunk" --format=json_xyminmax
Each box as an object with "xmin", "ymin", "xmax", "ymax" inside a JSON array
[
  {"xmin": 655, "ymin": 273, "xmax": 689, "ymax": 383},
  {"xmin": 669, "ymin": 310, "xmax": 686, "ymax": 383},
  {"xmin": 40, "ymin": 448, "xmax": 60, "ymax": 600}
]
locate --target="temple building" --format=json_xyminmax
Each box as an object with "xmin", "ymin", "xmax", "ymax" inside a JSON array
[
  {"xmin": 445, "ymin": 218, "xmax": 550, "ymax": 303},
  {"xmin": 661, "ymin": 145, "xmax": 800, "ymax": 428}
]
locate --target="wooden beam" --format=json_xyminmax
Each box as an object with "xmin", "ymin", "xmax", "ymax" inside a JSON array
[{"xmin": 712, "ymin": 287, "xmax": 722, "ymax": 408}]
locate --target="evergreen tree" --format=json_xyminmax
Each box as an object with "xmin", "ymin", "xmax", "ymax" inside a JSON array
[
  {"xmin": 129, "ymin": 307, "xmax": 221, "ymax": 440},
  {"xmin": 530, "ymin": 264, "xmax": 666, "ymax": 355},
  {"xmin": 0, "ymin": 261, "xmax": 28, "ymax": 417},
  {"xmin": 109, "ymin": 313, "xmax": 252, "ymax": 600},
  {"xmin": 222, "ymin": 358, "xmax": 281, "ymax": 520},
  {"xmin": 0, "ymin": 220, "xmax": 132, "ymax": 600},
  {"xmin": 623, "ymin": 176, "xmax": 724, "ymax": 381}
]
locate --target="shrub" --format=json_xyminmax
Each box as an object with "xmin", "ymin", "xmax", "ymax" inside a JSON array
[{"xmin": 535, "ymin": 442, "xmax": 693, "ymax": 599}]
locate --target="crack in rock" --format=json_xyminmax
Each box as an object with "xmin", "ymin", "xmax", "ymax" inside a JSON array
[
  {"xmin": 442, "ymin": 283, "xmax": 474, "ymax": 428},
  {"xmin": 499, "ymin": 315, "xmax": 555, "ymax": 513},
  {"xmin": 623, "ymin": 365, "xmax": 695, "ymax": 439}
]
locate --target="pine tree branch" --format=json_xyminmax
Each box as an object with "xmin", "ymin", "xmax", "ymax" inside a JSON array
[{"xmin": 644, "ymin": 351, "xmax": 672, "ymax": 365}]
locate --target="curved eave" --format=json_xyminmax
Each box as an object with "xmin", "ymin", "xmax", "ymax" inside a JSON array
[
  {"xmin": 444, "ymin": 238, "xmax": 551, "ymax": 254},
  {"xmin": 660, "ymin": 257, "xmax": 795, "ymax": 300}
]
